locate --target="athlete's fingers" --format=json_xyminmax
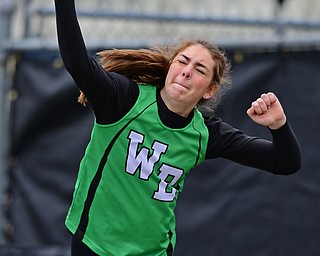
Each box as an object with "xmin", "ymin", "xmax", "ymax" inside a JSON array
[
  {"xmin": 248, "ymin": 92, "xmax": 279, "ymax": 116},
  {"xmin": 249, "ymin": 99, "xmax": 266, "ymax": 115},
  {"xmin": 260, "ymin": 93, "xmax": 271, "ymax": 108},
  {"xmin": 257, "ymin": 98, "xmax": 269, "ymax": 113},
  {"xmin": 266, "ymin": 92, "xmax": 278, "ymax": 105}
]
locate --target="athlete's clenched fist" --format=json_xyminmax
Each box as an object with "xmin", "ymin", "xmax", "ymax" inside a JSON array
[{"xmin": 247, "ymin": 92, "xmax": 287, "ymax": 130}]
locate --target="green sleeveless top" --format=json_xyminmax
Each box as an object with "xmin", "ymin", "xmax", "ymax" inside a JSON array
[{"xmin": 65, "ymin": 84, "xmax": 209, "ymax": 255}]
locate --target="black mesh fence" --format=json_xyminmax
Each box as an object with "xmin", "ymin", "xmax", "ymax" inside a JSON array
[{"xmin": 2, "ymin": 48, "xmax": 320, "ymax": 255}]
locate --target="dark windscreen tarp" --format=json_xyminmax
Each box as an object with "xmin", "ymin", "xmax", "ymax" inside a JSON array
[{"xmin": 6, "ymin": 49, "xmax": 320, "ymax": 256}]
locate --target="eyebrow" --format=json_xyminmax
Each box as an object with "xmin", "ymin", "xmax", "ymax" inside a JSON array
[{"xmin": 180, "ymin": 54, "xmax": 209, "ymax": 71}]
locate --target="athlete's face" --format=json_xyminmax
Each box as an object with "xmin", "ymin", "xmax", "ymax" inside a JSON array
[{"xmin": 161, "ymin": 44, "xmax": 217, "ymax": 117}]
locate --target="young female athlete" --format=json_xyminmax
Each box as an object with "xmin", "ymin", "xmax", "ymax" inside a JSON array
[{"xmin": 54, "ymin": 0, "xmax": 301, "ymax": 255}]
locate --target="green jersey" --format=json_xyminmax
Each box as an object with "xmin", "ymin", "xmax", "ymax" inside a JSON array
[{"xmin": 65, "ymin": 84, "xmax": 209, "ymax": 255}]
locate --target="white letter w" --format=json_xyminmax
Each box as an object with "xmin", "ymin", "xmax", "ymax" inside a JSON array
[{"xmin": 126, "ymin": 130, "xmax": 167, "ymax": 180}]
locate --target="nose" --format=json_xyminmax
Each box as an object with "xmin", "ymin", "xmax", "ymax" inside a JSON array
[{"xmin": 182, "ymin": 69, "xmax": 192, "ymax": 79}]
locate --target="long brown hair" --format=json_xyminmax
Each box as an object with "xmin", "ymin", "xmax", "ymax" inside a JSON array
[{"xmin": 78, "ymin": 40, "xmax": 231, "ymax": 114}]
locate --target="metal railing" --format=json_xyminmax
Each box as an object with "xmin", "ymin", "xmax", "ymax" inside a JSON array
[{"xmin": 3, "ymin": 0, "xmax": 320, "ymax": 51}]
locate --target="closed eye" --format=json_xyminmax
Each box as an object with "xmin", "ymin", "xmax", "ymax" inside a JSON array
[
  {"xmin": 177, "ymin": 59, "xmax": 187, "ymax": 65},
  {"xmin": 179, "ymin": 54, "xmax": 209, "ymax": 75},
  {"xmin": 196, "ymin": 63, "xmax": 209, "ymax": 75},
  {"xmin": 196, "ymin": 69, "xmax": 206, "ymax": 75}
]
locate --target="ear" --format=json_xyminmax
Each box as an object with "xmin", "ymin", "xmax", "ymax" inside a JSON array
[{"xmin": 203, "ymin": 85, "xmax": 218, "ymax": 100}]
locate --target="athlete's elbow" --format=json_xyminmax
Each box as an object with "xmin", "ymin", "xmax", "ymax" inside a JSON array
[{"xmin": 272, "ymin": 160, "xmax": 301, "ymax": 175}]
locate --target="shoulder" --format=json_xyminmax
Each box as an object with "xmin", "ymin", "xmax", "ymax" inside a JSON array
[{"xmin": 203, "ymin": 115, "xmax": 223, "ymax": 133}]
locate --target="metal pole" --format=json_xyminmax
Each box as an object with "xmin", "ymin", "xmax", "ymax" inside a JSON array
[{"xmin": 0, "ymin": 0, "xmax": 16, "ymax": 245}]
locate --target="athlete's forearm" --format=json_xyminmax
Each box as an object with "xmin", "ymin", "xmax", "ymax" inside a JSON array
[
  {"xmin": 268, "ymin": 121, "xmax": 301, "ymax": 174},
  {"xmin": 226, "ymin": 122, "xmax": 301, "ymax": 174},
  {"xmin": 54, "ymin": 0, "xmax": 95, "ymax": 90}
]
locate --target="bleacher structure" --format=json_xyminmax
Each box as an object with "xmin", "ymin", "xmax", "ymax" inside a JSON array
[{"xmin": 3, "ymin": 0, "xmax": 320, "ymax": 50}]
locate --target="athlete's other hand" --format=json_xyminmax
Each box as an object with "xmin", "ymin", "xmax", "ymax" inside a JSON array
[{"xmin": 247, "ymin": 92, "xmax": 286, "ymax": 130}]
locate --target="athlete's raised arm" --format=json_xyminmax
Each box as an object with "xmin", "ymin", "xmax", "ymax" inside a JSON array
[
  {"xmin": 54, "ymin": 0, "xmax": 97, "ymax": 89},
  {"xmin": 205, "ymin": 93, "xmax": 301, "ymax": 174},
  {"xmin": 54, "ymin": 0, "xmax": 139, "ymax": 124}
]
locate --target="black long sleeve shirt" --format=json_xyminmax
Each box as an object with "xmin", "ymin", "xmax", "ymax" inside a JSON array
[{"xmin": 55, "ymin": 0, "xmax": 301, "ymax": 175}]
